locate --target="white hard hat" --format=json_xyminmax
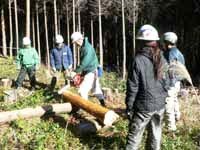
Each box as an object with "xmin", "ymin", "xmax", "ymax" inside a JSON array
[
  {"xmin": 136, "ymin": 24, "xmax": 160, "ymax": 41},
  {"xmin": 56, "ymin": 34, "xmax": 64, "ymax": 43},
  {"xmin": 71, "ymin": 32, "xmax": 83, "ymax": 43},
  {"xmin": 23, "ymin": 37, "xmax": 31, "ymax": 45},
  {"xmin": 163, "ymin": 32, "xmax": 178, "ymax": 44}
]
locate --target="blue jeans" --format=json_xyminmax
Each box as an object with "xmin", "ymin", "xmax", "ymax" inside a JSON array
[
  {"xmin": 126, "ymin": 109, "xmax": 165, "ymax": 150},
  {"xmin": 15, "ymin": 65, "xmax": 36, "ymax": 88}
]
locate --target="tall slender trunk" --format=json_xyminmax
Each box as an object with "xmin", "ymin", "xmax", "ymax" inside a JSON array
[
  {"xmin": 91, "ymin": 19, "xmax": 94, "ymax": 47},
  {"xmin": 114, "ymin": 16, "xmax": 120, "ymax": 71},
  {"xmin": 54, "ymin": 0, "xmax": 58, "ymax": 36},
  {"xmin": 122, "ymin": 0, "xmax": 126, "ymax": 80},
  {"xmin": 9, "ymin": 0, "xmax": 13, "ymax": 57},
  {"xmin": 14, "ymin": 0, "xmax": 19, "ymax": 52},
  {"xmin": 58, "ymin": 10, "xmax": 60, "ymax": 34},
  {"xmin": 78, "ymin": 7, "xmax": 81, "ymax": 32},
  {"xmin": 72, "ymin": 0, "xmax": 76, "ymax": 69},
  {"xmin": 98, "ymin": 0, "xmax": 103, "ymax": 67},
  {"xmin": 66, "ymin": 0, "xmax": 70, "ymax": 46},
  {"xmin": 44, "ymin": 1, "xmax": 50, "ymax": 69},
  {"xmin": 26, "ymin": 0, "xmax": 30, "ymax": 37},
  {"xmin": 32, "ymin": 14, "xmax": 36, "ymax": 48},
  {"xmin": 1, "ymin": 8, "xmax": 7, "ymax": 56},
  {"xmin": 133, "ymin": 0, "xmax": 136, "ymax": 58},
  {"xmin": 36, "ymin": 2, "xmax": 41, "ymax": 63}
]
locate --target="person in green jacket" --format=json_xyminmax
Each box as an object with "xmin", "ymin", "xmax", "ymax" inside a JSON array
[
  {"xmin": 71, "ymin": 32, "xmax": 105, "ymax": 106},
  {"xmin": 15, "ymin": 37, "xmax": 39, "ymax": 90}
]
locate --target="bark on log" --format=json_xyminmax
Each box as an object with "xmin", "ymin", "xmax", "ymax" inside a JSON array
[
  {"xmin": 61, "ymin": 90, "xmax": 119, "ymax": 126},
  {"xmin": 0, "ymin": 103, "xmax": 72, "ymax": 124}
]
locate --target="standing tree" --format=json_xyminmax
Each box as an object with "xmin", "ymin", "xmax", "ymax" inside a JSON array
[
  {"xmin": 44, "ymin": 0, "xmax": 50, "ymax": 69},
  {"xmin": 26, "ymin": 0, "xmax": 30, "ymax": 37},
  {"xmin": 36, "ymin": 1, "xmax": 41, "ymax": 63},
  {"xmin": 66, "ymin": 0, "xmax": 70, "ymax": 46},
  {"xmin": 98, "ymin": 0, "xmax": 103, "ymax": 67},
  {"xmin": 32, "ymin": 13, "xmax": 36, "ymax": 48},
  {"xmin": 72, "ymin": 0, "xmax": 76, "ymax": 69},
  {"xmin": 1, "ymin": 7, "xmax": 7, "ymax": 56},
  {"xmin": 122, "ymin": 0, "xmax": 126, "ymax": 80},
  {"xmin": 54, "ymin": 0, "xmax": 58, "ymax": 36},
  {"xmin": 9, "ymin": 0, "xmax": 13, "ymax": 57},
  {"xmin": 14, "ymin": 0, "xmax": 19, "ymax": 52}
]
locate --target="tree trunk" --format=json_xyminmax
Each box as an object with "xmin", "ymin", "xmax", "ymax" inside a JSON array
[
  {"xmin": 77, "ymin": 7, "xmax": 81, "ymax": 65},
  {"xmin": 66, "ymin": 0, "xmax": 70, "ymax": 46},
  {"xmin": 98, "ymin": 0, "xmax": 103, "ymax": 67},
  {"xmin": 61, "ymin": 90, "xmax": 119, "ymax": 126},
  {"xmin": 122, "ymin": 0, "xmax": 126, "ymax": 80},
  {"xmin": 14, "ymin": 0, "xmax": 19, "ymax": 52},
  {"xmin": 78, "ymin": 7, "xmax": 81, "ymax": 32},
  {"xmin": 54, "ymin": 0, "xmax": 58, "ymax": 36},
  {"xmin": 1, "ymin": 8, "xmax": 7, "ymax": 56},
  {"xmin": 36, "ymin": 2, "xmax": 41, "ymax": 63},
  {"xmin": 132, "ymin": 0, "xmax": 136, "ymax": 58},
  {"xmin": 9, "ymin": 0, "xmax": 13, "ymax": 57},
  {"xmin": 72, "ymin": 0, "xmax": 76, "ymax": 69},
  {"xmin": 91, "ymin": 19, "xmax": 94, "ymax": 47},
  {"xmin": 0, "ymin": 103, "xmax": 72, "ymax": 124},
  {"xmin": 44, "ymin": 1, "xmax": 50, "ymax": 69},
  {"xmin": 26, "ymin": 0, "xmax": 30, "ymax": 37},
  {"xmin": 32, "ymin": 14, "xmax": 36, "ymax": 48}
]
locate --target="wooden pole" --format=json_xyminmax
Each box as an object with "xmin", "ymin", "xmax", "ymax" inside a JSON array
[
  {"xmin": 61, "ymin": 90, "xmax": 119, "ymax": 126},
  {"xmin": 0, "ymin": 103, "xmax": 72, "ymax": 124}
]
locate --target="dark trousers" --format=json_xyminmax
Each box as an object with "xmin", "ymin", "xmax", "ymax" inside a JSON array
[
  {"xmin": 126, "ymin": 109, "xmax": 165, "ymax": 150},
  {"xmin": 15, "ymin": 65, "xmax": 36, "ymax": 88}
]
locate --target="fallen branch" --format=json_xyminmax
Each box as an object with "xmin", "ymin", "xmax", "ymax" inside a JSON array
[{"xmin": 0, "ymin": 103, "xmax": 72, "ymax": 124}]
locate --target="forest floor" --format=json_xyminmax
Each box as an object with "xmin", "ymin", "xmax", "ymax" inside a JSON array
[{"xmin": 0, "ymin": 57, "xmax": 199, "ymax": 150}]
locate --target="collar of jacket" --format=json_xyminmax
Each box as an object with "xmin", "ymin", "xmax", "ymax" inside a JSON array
[{"xmin": 137, "ymin": 47, "xmax": 153, "ymax": 60}]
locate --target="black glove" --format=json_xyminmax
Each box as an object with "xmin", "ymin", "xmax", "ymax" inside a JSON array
[{"xmin": 126, "ymin": 109, "xmax": 133, "ymax": 121}]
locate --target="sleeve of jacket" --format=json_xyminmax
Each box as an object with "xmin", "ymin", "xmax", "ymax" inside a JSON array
[
  {"xmin": 50, "ymin": 49, "xmax": 55, "ymax": 68},
  {"xmin": 125, "ymin": 59, "xmax": 140, "ymax": 112},
  {"xmin": 75, "ymin": 48, "xmax": 90, "ymax": 73},
  {"xmin": 16, "ymin": 49, "xmax": 22, "ymax": 68},
  {"xmin": 67, "ymin": 46, "xmax": 73, "ymax": 65}
]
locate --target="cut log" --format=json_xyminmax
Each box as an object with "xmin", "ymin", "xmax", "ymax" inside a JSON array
[
  {"xmin": 0, "ymin": 103, "xmax": 72, "ymax": 124},
  {"xmin": 0, "ymin": 78, "xmax": 13, "ymax": 88},
  {"xmin": 61, "ymin": 90, "xmax": 119, "ymax": 126}
]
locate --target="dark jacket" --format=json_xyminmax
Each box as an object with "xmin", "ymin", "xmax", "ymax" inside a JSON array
[
  {"xmin": 75, "ymin": 37, "xmax": 99, "ymax": 73},
  {"xmin": 125, "ymin": 47, "xmax": 168, "ymax": 113},
  {"xmin": 50, "ymin": 44, "xmax": 73, "ymax": 70}
]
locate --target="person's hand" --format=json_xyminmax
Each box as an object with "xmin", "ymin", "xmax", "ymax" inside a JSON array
[
  {"xmin": 126, "ymin": 109, "xmax": 133, "ymax": 121},
  {"xmin": 35, "ymin": 65, "xmax": 39, "ymax": 70},
  {"xmin": 70, "ymin": 71, "xmax": 76, "ymax": 79},
  {"xmin": 52, "ymin": 67, "xmax": 57, "ymax": 73},
  {"xmin": 17, "ymin": 65, "xmax": 21, "ymax": 70}
]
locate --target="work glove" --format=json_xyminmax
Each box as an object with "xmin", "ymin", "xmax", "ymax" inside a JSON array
[
  {"xmin": 16, "ymin": 65, "xmax": 21, "ymax": 70},
  {"xmin": 52, "ymin": 67, "xmax": 57, "ymax": 73},
  {"xmin": 126, "ymin": 109, "xmax": 133, "ymax": 121},
  {"xmin": 35, "ymin": 65, "xmax": 39, "ymax": 70}
]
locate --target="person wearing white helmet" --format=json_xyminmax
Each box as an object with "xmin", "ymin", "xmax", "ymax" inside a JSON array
[
  {"xmin": 70, "ymin": 32, "xmax": 105, "ymax": 106},
  {"xmin": 163, "ymin": 32, "xmax": 185, "ymax": 132},
  {"xmin": 125, "ymin": 24, "xmax": 169, "ymax": 150},
  {"xmin": 50, "ymin": 34, "xmax": 73, "ymax": 87},
  {"xmin": 15, "ymin": 37, "xmax": 40, "ymax": 91}
]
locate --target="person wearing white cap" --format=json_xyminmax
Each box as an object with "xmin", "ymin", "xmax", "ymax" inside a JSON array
[
  {"xmin": 50, "ymin": 34, "xmax": 73, "ymax": 87},
  {"xmin": 162, "ymin": 32, "xmax": 185, "ymax": 132},
  {"xmin": 71, "ymin": 32, "xmax": 105, "ymax": 106},
  {"xmin": 125, "ymin": 24, "xmax": 169, "ymax": 150},
  {"xmin": 15, "ymin": 37, "xmax": 39, "ymax": 91}
]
